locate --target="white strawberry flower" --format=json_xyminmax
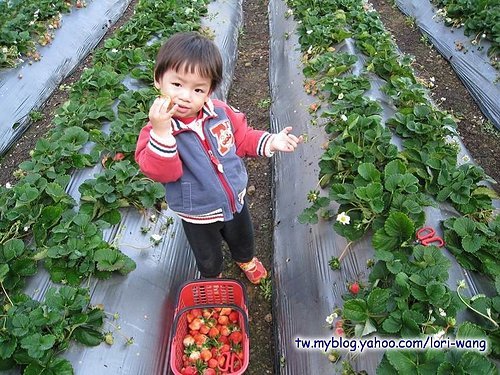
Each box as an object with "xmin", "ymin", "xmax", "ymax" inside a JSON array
[
  {"xmin": 337, "ymin": 93, "xmax": 344, "ymax": 100},
  {"xmin": 434, "ymin": 330, "xmax": 446, "ymax": 339},
  {"xmin": 340, "ymin": 114, "xmax": 348, "ymax": 122},
  {"xmin": 336, "ymin": 212, "xmax": 350, "ymax": 225},
  {"xmin": 325, "ymin": 314, "xmax": 336, "ymax": 325},
  {"xmin": 151, "ymin": 234, "xmax": 162, "ymax": 242},
  {"xmin": 306, "ymin": 30, "xmax": 313, "ymax": 35},
  {"xmin": 5, "ymin": 182, "xmax": 12, "ymax": 189}
]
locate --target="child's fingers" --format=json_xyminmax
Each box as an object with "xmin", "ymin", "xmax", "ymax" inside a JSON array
[
  {"xmin": 288, "ymin": 134, "xmax": 302, "ymax": 143},
  {"xmin": 167, "ymin": 103, "xmax": 178, "ymax": 117}
]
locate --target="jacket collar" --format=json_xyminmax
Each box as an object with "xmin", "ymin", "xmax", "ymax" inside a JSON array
[{"xmin": 171, "ymin": 98, "xmax": 218, "ymax": 133}]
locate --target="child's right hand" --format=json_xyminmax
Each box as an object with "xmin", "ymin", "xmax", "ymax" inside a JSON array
[{"xmin": 149, "ymin": 95, "xmax": 178, "ymax": 138}]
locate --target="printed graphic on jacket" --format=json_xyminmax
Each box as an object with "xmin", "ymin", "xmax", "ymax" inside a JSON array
[{"xmin": 210, "ymin": 120, "xmax": 234, "ymax": 156}]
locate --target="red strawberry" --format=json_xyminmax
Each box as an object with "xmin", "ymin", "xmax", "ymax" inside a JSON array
[
  {"xmin": 200, "ymin": 349, "xmax": 212, "ymax": 361},
  {"xmin": 220, "ymin": 308, "xmax": 232, "ymax": 316},
  {"xmin": 181, "ymin": 366, "xmax": 197, "ymax": 375},
  {"xmin": 208, "ymin": 327, "xmax": 219, "ymax": 338},
  {"xmin": 219, "ymin": 326, "xmax": 230, "ymax": 337},
  {"xmin": 229, "ymin": 331, "xmax": 242, "ymax": 344},
  {"xmin": 218, "ymin": 315, "xmax": 229, "ymax": 325},
  {"xmin": 113, "ymin": 152, "xmax": 125, "ymax": 161},
  {"xmin": 208, "ymin": 358, "xmax": 218, "ymax": 369},
  {"xmin": 189, "ymin": 318, "xmax": 202, "ymax": 331},
  {"xmin": 191, "ymin": 308, "xmax": 202, "ymax": 318},
  {"xmin": 349, "ymin": 282, "xmax": 360, "ymax": 294},
  {"xmin": 193, "ymin": 333, "xmax": 208, "ymax": 346},
  {"xmin": 228, "ymin": 311, "xmax": 239, "ymax": 323}
]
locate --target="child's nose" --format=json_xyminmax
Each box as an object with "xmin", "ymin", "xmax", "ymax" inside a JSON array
[{"xmin": 178, "ymin": 88, "xmax": 191, "ymax": 102}]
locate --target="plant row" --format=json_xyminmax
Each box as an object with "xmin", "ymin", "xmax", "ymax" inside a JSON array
[
  {"xmin": 0, "ymin": 0, "xmax": 86, "ymax": 68},
  {"xmin": 1, "ymin": 0, "xmax": 212, "ymax": 373},
  {"xmin": 430, "ymin": 0, "xmax": 499, "ymax": 67},
  {"xmin": 287, "ymin": 0, "xmax": 499, "ymax": 373}
]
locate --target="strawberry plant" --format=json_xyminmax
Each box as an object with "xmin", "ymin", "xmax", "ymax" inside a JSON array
[
  {"xmin": 442, "ymin": 215, "xmax": 500, "ymax": 280},
  {"xmin": 0, "ymin": 286, "xmax": 105, "ymax": 373},
  {"xmin": 431, "ymin": 0, "xmax": 500, "ymax": 65},
  {"xmin": 78, "ymin": 160, "xmax": 165, "ymax": 223},
  {"xmin": 289, "ymin": 0, "xmax": 499, "ymax": 371},
  {"xmin": 0, "ymin": 0, "xmax": 74, "ymax": 68}
]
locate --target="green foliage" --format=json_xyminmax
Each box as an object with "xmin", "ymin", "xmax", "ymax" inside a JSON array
[
  {"xmin": 443, "ymin": 215, "xmax": 500, "ymax": 280},
  {"xmin": 289, "ymin": 0, "xmax": 499, "ymax": 371},
  {"xmin": 0, "ymin": 286, "xmax": 104, "ymax": 372},
  {"xmin": 0, "ymin": 0, "xmax": 213, "ymax": 373},
  {"xmin": 0, "ymin": 0, "xmax": 74, "ymax": 68},
  {"xmin": 431, "ymin": 0, "xmax": 500, "ymax": 63}
]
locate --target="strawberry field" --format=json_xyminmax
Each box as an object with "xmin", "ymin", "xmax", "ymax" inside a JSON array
[{"xmin": 0, "ymin": 0, "xmax": 499, "ymax": 374}]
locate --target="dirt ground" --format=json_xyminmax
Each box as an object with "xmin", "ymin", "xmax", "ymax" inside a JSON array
[{"xmin": 0, "ymin": 1, "xmax": 499, "ymax": 374}]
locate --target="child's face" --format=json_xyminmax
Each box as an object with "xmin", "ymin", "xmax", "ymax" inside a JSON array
[{"xmin": 155, "ymin": 66, "xmax": 212, "ymax": 119}]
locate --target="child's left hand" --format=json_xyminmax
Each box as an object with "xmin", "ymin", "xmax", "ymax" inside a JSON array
[{"xmin": 270, "ymin": 126, "xmax": 303, "ymax": 152}]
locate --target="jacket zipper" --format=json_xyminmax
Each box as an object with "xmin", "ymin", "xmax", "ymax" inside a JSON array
[{"xmin": 201, "ymin": 136, "xmax": 237, "ymax": 214}]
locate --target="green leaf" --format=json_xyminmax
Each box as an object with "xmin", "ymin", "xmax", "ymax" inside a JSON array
[
  {"xmin": 0, "ymin": 264, "xmax": 9, "ymax": 283},
  {"xmin": 414, "ymin": 104, "xmax": 431, "ymax": 117},
  {"xmin": 2, "ymin": 239, "xmax": 25, "ymax": 261},
  {"xmin": 377, "ymin": 355, "xmax": 397, "ymax": 375},
  {"xmin": 437, "ymin": 362, "xmax": 456, "ymax": 375},
  {"xmin": 458, "ymin": 351, "xmax": 497, "ymax": 374},
  {"xmin": 100, "ymin": 209, "xmax": 121, "ymax": 225},
  {"xmin": 362, "ymin": 319, "xmax": 377, "ymax": 336},
  {"xmin": 453, "ymin": 217, "xmax": 476, "ymax": 237},
  {"xmin": 94, "ymin": 248, "xmax": 125, "ymax": 272},
  {"xmin": 20, "ymin": 333, "xmax": 56, "ymax": 359},
  {"xmin": 385, "ymin": 174, "xmax": 403, "ymax": 192},
  {"xmin": 456, "ymin": 322, "xmax": 487, "ymax": 339},
  {"xmin": 382, "ymin": 311, "xmax": 402, "ymax": 333},
  {"xmin": 461, "ymin": 235, "xmax": 482, "ymax": 253},
  {"xmin": 384, "ymin": 159, "xmax": 406, "ymax": 177},
  {"xmin": 298, "ymin": 207, "xmax": 319, "ymax": 224},
  {"xmin": 72, "ymin": 327, "xmax": 103, "ymax": 346},
  {"xmin": 367, "ymin": 288, "xmax": 390, "ymax": 314},
  {"xmin": 343, "ymin": 299, "xmax": 369, "ymax": 322},
  {"xmin": 372, "ymin": 212, "xmax": 414, "ymax": 252},
  {"xmin": 384, "ymin": 212, "xmax": 414, "ymax": 238},
  {"xmin": 358, "ymin": 163, "xmax": 380, "ymax": 182},
  {"xmin": 0, "ymin": 357, "xmax": 15, "ymax": 371},
  {"xmin": 0, "ymin": 337, "xmax": 16, "ymax": 360},
  {"xmin": 426, "ymin": 282, "xmax": 446, "ymax": 304},
  {"xmin": 386, "ymin": 351, "xmax": 417, "ymax": 373},
  {"xmin": 24, "ymin": 358, "xmax": 74, "ymax": 375},
  {"xmin": 401, "ymin": 310, "xmax": 424, "ymax": 337}
]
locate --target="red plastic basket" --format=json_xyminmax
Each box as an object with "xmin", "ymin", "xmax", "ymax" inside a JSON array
[{"xmin": 169, "ymin": 279, "xmax": 250, "ymax": 375}]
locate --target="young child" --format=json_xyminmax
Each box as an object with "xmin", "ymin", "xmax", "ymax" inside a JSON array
[{"xmin": 135, "ymin": 32, "xmax": 302, "ymax": 284}]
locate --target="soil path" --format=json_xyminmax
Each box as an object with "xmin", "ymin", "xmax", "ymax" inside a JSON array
[{"xmin": 226, "ymin": 0, "xmax": 275, "ymax": 374}]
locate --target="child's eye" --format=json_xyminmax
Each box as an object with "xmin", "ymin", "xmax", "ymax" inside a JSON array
[
  {"xmin": 172, "ymin": 82, "xmax": 181, "ymax": 87},
  {"xmin": 195, "ymin": 88, "xmax": 205, "ymax": 93}
]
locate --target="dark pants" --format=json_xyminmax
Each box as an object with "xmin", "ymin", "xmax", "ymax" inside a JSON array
[{"xmin": 181, "ymin": 204, "xmax": 255, "ymax": 277}]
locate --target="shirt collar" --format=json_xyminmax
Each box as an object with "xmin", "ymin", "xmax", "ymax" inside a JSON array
[{"xmin": 171, "ymin": 98, "xmax": 217, "ymax": 132}]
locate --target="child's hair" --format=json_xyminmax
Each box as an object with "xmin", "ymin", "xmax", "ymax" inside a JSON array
[{"xmin": 154, "ymin": 32, "xmax": 223, "ymax": 93}]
